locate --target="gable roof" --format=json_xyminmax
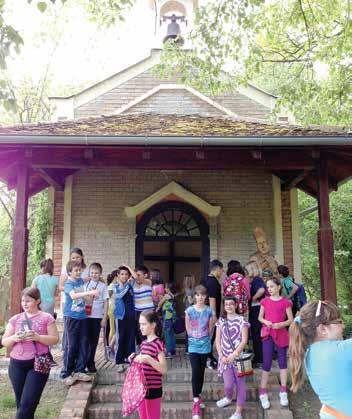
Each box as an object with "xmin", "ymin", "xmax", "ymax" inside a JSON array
[
  {"xmin": 50, "ymin": 49, "xmax": 276, "ymax": 112},
  {"xmin": 0, "ymin": 113, "xmax": 349, "ymax": 139}
]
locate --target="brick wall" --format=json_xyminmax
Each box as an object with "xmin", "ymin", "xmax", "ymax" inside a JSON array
[
  {"xmin": 65, "ymin": 168, "xmax": 275, "ymax": 275},
  {"xmin": 74, "ymin": 68, "xmax": 270, "ymax": 120},
  {"xmin": 281, "ymin": 190, "xmax": 294, "ymax": 274},
  {"xmin": 52, "ymin": 190, "xmax": 64, "ymax": 276}
]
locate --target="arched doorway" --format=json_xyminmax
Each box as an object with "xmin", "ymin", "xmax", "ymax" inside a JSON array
[{"xmin": 136, "ymin": 201, "xmax": 209, "ymax": 287}]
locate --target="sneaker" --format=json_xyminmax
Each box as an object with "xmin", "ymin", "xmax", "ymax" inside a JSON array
[
  {"xmin": 192, "ymin": 400, "xmax": 201, "ymax": 419},
  {"xmin": 117, "ymin": 364, "xmax": 126, "ymax": 373},
  {"xmin": 279, "ymin": 391, "xmax": 289, "ymax": 407},
  {"xmin": 199, "ymin": 397, "xmax": 205, "ymax": 409},
  {"xmin": 73, "ymin": 372, "xmax": 92, "ymax": 382},
  {"xmin": 216, "ymin": 396, "xmax": 232, "ymax": 408},
  {"xmin": 229, "ymin": 414, "xmax": 242, "ymax": 419},
  {"xmin": 63, "ymin": 374, "xmax": 77, "ymax": 387},
  {"xmin": 259, "ymin": 393, "xmax": 270, "ymax": 409}
]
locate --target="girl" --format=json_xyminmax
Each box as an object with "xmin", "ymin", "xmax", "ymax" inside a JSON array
[
  {"xmin": 215, "ymin": 297, "xmax": 249, "ymax": 419},
  {"xmin": 150, "ymin": 269, "xmax": 165, "ymax": 306},
  {"xmin": 107, "ymin": 269, "xmax": 119, "ymax": 347},
  {"xmin": 31, "ymin": 258, "xmax": 58, "ymax": 316},
  {"xmin": 185, "ymin": 284, "xmax": 216, "ymax": 419},
  {"xmin": 289, "ymin": 300, "xmax": 352, "ymax": 419},
  {"xmin": 258, "ymin": 277, "xmax": 293, "ymax": 409},
  {"xmin": 2, "ymin": 288, "xmax": 59, "ymax": 419},
  {"xmin": 224, "ymin": 260, "xmax": 251, "ymax": 316},
  {"xmin": 85, "ymin": 262, "xmax": 108, "ymax": 373},
  {"xmin": 131, "ymin": 310, "xmax": 167, "ymax": 419},
  {"xmin": 183, "ymin": 274, "xmax": 195, "ymax": 353},
  {"xmin": 114, "ymin": 266, "xmax": 135, "ymax": 372}
]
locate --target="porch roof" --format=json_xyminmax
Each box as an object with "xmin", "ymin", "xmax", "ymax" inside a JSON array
[
  {"xmin": 0, "ymin": 113, "xmax": 351, "ymax": 198},
  {"xmin": 0, "ymin": 113, "xmax": 350, "ymax": 138}
]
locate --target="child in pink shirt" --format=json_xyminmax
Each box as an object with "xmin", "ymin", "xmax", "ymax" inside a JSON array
[{"xmin": 258, "ymin": 278, "xmax": 293, "ymax": 410}]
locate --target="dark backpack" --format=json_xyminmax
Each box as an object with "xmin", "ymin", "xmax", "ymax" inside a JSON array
[{"xmin": 295, "ymin": 283, "xmax": 307, "ymax": 308}]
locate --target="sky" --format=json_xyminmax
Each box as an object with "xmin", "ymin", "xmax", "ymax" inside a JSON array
[{"xmin": 3, "ymin": 0, "xmax": 201, "ymax": 96}]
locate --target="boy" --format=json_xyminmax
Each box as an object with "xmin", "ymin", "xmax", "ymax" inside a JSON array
[
  {"xmin": 114, "ymin": 266, "xmax": 136, "ymax": 372},
  {"xmin": 158, "ymin": 283, "xmax": 177, "ymax": 358},
  {"xmin": 202, "ymin": 259, "xmax": 223, "ymax": 369},
  {"xmin": 85, "ymin": 262, "xmax": 109, "ymax": 373},
  {"xmin": 61, "ymin": 261, "xmax": 99, "ymax": 386}
]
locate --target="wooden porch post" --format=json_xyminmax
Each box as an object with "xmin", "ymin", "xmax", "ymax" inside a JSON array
[
  {"xmin": 317, "ymin": 158, "xmax": 337, "ymax": 303},
  {"xmin": 10, "ymin": 163, "xmax": 29, "ymax": 315}
]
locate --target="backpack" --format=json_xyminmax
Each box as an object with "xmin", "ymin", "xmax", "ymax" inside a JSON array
[
  {"xmin": 223, "ymin": 273, "xmax": 249, "ymax": 314},
  {"xmin": 295, "ymin": 283, "xmax": 307, "ymax": 308}
]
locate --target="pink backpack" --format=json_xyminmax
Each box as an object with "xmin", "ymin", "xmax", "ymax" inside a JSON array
[
  {"xmin": 223, "ymin": 273, "xmax": 249, "ymax": 314},
  {"xmin": 121, "ymin": 361, "xmax": 147, "ymax": 417}
]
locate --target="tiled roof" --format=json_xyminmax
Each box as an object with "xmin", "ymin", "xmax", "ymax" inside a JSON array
[{"xmin": 0, "ymin": 113, "xmax": 350, "ymax": 137}]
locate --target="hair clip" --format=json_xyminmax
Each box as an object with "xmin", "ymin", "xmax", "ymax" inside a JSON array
[
  {"xmin": 316, "ymin": 300, "xmax": 322, "ymax": 317},
  {"xmin": 294, "ymin": 316, "xmax": 301, "ymax": 325}
]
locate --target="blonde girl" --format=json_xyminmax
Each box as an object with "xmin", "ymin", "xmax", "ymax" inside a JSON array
[{"xmin": 289, "ymin": 300, "xmax": 351, "ymax": 419}]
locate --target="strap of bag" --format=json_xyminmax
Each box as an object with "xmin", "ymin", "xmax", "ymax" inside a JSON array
[{"xmin": 23, "ymin": 312, "xmax": 39, "ymax": 355}]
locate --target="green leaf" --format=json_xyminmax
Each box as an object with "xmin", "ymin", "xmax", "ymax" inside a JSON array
[{"xmin": 37, "ymin": 1, "xmax": 47, "ymax": 12}]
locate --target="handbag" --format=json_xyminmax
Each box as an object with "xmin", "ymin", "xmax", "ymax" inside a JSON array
[
  {"xmin": 24, "ymin": 313, "xmax": 51, "ymax": 374},
  {"xmin": 121, "ymin": 361, "xmax": 147, "ymax": 417},
  {"xmin": 224, "ymin": 319, "xmax": 253, "ymax": 377}
]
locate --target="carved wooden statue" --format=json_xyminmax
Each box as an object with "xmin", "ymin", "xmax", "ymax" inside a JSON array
[{"xmin": 248, "ymin": 227, "xmax": 279, "ymax": 277}]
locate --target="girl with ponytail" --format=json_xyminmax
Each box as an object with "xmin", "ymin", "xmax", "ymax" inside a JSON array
[{"xmin": 289, "ymin": 300, "xmax": 352, "ymax": 419}]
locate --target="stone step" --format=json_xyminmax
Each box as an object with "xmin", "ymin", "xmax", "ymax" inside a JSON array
[
  {"xmin": 96, "ymin": 367, "xmax": 256, "ymax": 385},
  {"xmin": 91, "ymin": 383, "xmax": 259, "ymax": 403},
  {"xmin": 87, "ymin": 401, "xmax": 264, "ymax": 419}
]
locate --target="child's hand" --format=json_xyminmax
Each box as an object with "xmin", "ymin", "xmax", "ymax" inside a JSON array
[
  {"xmin": 128, "ymin": 353, "xmax": 136, "ymax": 363},
  {"xmin": 24, "ymin": 330, "xmax": 39, "ymax": 341},
  {"xmin": 90, "ymin": 289, "xmax": 99, "ymax": 297},
  {"xmin": 100, "ymin": 318, "xmax": 107, "ymax": 327},
  {"xmin": 134, "ymin": 354, "xmax": 150, "ymax": 364},
  {"xmin": 264, "ymin": 320, "xmax": 273, "ymax": 328},
  {"xmin": 272, "ymin": 322, "xmax": 282, "ymax": 330}
]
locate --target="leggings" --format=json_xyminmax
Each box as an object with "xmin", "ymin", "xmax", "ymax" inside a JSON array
[
  {"xmin": 262, "ymin": 337, "xmax": 287, "ymax": 372},
  {"xmin": 9, "ymin": 358, "xmax": 49, "ymax": 419},
  {"xmin": 138, "ymin": 397, "xmax": 161, "ymax": 419},
  {"xmin": 222, "ymin": 367, "xmax": 246, "ymax": 406},
  {"xmin": 189, "ymin": 353, "xmax": 208, "ymax": 398}
]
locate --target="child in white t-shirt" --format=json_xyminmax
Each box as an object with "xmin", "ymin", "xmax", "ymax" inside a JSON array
[{"xmin": 85, "ymin": 262, "xmax": 108, "ymax": 373}]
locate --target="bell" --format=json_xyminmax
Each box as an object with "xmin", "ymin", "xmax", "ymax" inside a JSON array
[{"xmin": 163, "ymin": 15, "xmax": 184, "ymax": 45}]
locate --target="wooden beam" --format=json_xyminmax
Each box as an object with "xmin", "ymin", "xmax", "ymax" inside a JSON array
[
  {"xmin": 11, "ymin": 163, "xmax": 29, "ymax": 315},
  {"xmin": 36, "ymin": 168, "xmax": 65, "ymax": 191},
  {"xmin": 282, "ymin": 170, "xmax": 312, "ymax": 191},
  {"xmin": 317, "ymin": 157, "xmax": 337, "ymax": 303}
]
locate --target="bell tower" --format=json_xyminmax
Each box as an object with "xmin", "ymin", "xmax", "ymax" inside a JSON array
[{"xmin": 148, "ymin": 0, "xmax": 198, "ymax": 48}]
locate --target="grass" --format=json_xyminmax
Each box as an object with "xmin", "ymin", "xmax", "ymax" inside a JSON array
[
  {"xmin": 0, "ymin": 374, "xmax": 68, "ymax": 419},
  {"xmin": 289, "ymin": 380, "xmax": 321, "ymax": 419}
]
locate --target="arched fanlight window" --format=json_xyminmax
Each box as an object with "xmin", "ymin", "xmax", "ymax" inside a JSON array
[{"xmin": 145, "ymin": 208, "xmax": 201, "ymax": 237}]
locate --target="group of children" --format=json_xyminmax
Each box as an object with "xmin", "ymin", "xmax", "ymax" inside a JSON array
[{"xmin": 30, "ymin": 248, "xmax": 351, "ymax": 419}]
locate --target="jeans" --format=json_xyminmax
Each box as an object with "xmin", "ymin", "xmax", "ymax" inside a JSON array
[
  {"xmin": 262, "ymin": 336, "xmax": 287, "ymax": 372},
  {"xmin": 249, "ymin": 305, "xmax": 263, "ymax": 364},
  {"xmin": 9, "ymin": 358, "xmax": 49, "ymax": 419},
  {"xmin": 62, "ymin": 317, "xmax": 89, "ymax": 377},
  {"xmin": 87, "ymin": 318, "xmax": 101, "ymax": 369},
  {"xmin": 163, "ymin": 319, "xmax": 176, "ymax": 355},
  {"xmin": 189, "ymin": 352, "xmax": 208, "ymax": 398},
  {"xmin": 115, "ymin": 316, "xmax": 136, "ymax": 364}
]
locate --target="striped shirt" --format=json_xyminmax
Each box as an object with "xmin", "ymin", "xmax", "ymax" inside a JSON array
[
  {"xmin": 133, "ymin": 284, "xmax": 154, "ymax": 312},
  {"xmin": 216, "ymin": 315, "xmax": 250, "ymax": 374},
  {"xmin": 140, "ymin": 338, "xmax": 165, "ymax": 390}
]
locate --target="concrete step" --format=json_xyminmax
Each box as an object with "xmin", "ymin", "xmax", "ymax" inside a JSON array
[
  {"xmin": 96, "ymin": 367, "xmax": 255, "ymax": 385},
  {"xmin": 87, "ymin": 401, "xmax": 264, "ymax": 419},
  {"xmin": 91, "ymin": 382, "xmax": 259, "ymax": 403}
]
